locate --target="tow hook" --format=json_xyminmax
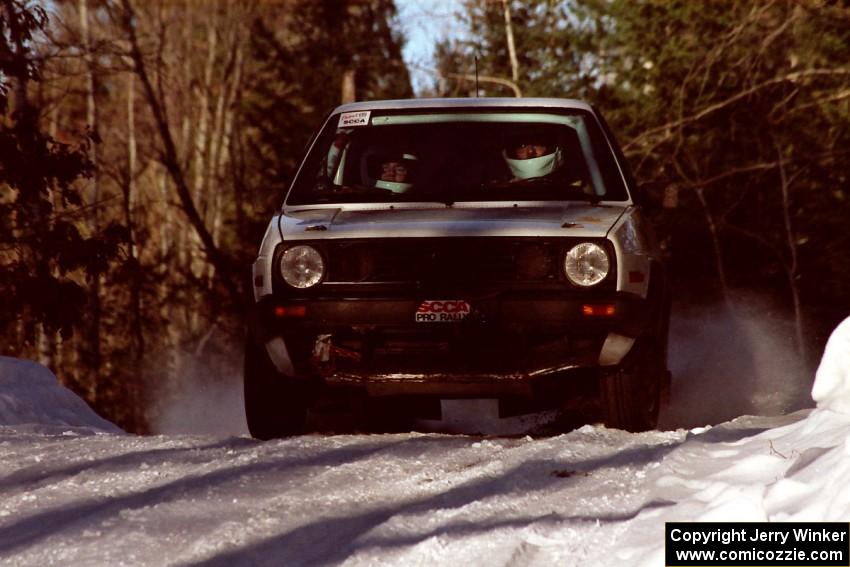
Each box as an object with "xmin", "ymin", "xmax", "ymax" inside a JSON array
[{"xmin": 311, "ymin": 334, "xmax": 362, "ymax": 376}]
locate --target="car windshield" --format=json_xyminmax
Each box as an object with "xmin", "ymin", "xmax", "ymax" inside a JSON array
[{"xmin": 286, "ymin": 110, "xmax": 629, "ymax": 205}]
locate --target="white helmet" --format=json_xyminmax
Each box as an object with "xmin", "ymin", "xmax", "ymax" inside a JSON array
[{"xmin": 503, "ymin": 147, "xmax": 563, "ymax": 180}]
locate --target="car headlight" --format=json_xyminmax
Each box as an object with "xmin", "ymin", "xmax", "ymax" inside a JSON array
[
  {"xmin": 564, "ymin": 242, "xmax": 610, "ymax": 287},
  {"xmin": 280, "ymin": 245, "xmax": 325, "ymax": 288}
]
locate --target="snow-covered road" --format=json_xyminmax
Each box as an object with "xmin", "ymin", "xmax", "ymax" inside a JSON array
[
  {"xmin": 5, "ymin": 407, "xmax": 850, "ymax": 567},
  {"xmin": 1, "ymin": 315, "xmax": 849, "ymax": 566}
]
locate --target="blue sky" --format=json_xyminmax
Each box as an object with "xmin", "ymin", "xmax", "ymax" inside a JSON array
[{"xmin": 395, "ymin": 0, "xmax": 465, "ymax": 95}]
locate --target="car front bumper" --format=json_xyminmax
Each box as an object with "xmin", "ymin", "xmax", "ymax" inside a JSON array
[{"xmin": 248, "ymin": 290, "xmax": 655, "ymax": 394}]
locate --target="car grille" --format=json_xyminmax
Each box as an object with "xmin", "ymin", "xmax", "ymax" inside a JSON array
[{"xmin": 324, "ymin": 238, "xmax": 564, "ymax": 284}]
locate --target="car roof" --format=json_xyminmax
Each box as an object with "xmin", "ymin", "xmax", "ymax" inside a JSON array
[{"xmin": 333, "ymin": 97, "xmax": 594, "ymax": 114}]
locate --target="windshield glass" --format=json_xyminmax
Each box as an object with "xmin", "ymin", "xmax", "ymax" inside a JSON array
[{"xmin": 286, "ymin": 110, "xmax": 629, "ymax": 206}]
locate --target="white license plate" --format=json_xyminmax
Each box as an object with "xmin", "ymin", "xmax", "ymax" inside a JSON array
[{"xmin": 415, "ymin": 300, "xmax": 471, "ymax": 323}]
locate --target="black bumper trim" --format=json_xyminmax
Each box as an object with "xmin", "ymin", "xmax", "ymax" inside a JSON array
[{"xmin": 252, "ymin": 290, "xmax": 652, "ymax": 338}]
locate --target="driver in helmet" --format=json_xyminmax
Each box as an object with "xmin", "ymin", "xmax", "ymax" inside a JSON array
[
  {"xmin": 502, "ymin": 131, "xmax": 564, "ymax": 181},
  {"xmin": 372, "ymin": 152, "xmax": 418, "ymax": 193}
]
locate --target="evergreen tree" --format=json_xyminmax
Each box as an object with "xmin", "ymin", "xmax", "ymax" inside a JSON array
[{"xmin": 0, "ymin": 0, "xmax": 125, "ymax": 344}]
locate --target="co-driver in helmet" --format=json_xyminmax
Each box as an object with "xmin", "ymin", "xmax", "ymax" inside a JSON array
[{"xmin": 502, "ymin": 130, "xmax": 564, "ymax": 181}]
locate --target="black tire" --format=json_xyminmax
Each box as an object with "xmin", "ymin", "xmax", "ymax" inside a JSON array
[
  {"xmin": 243, "ymin": 333, "xmax": 309, "ymax": 439},
  {"xmin": 600, "ymin": 338, "xmax": 666, "ymax": 432}
]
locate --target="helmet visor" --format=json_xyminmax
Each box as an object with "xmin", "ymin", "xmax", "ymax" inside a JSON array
[
  {"xmin": 366, "ymin": 153, "xmax": 418, "ymax": 184},
  {"xmin": 504, "ymin": 132, "xmax": 556, "ymax": 160}
]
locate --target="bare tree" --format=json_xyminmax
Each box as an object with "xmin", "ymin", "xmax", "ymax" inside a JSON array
[{"xmin": 116, "ymin": 0, "xmax": 240, "ymax": 306}]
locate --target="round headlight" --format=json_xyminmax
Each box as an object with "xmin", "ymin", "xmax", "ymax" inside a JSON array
[
  {"xmin": 280, "ymin": 245, "xmax": 325, "ymax": 288},
  {"xmin": 564, "ymin": 242, "xmax": 610, "ymax": 287}
]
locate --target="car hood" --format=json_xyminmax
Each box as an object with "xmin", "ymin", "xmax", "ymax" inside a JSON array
[{"xmin": 278, "ymin": 205, "xmax": 626, "ymax": 241}]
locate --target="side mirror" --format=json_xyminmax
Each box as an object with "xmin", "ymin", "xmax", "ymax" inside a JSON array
[{"xmin": 635, "ymin": 182, "xmax": 676, "ymax": 215}]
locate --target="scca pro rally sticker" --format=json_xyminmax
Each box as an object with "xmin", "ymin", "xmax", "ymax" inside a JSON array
[
  {"xmin": 415, "ymin": 300, "xmax": 471, "ymax": 323},
  {"xmin": 338, "ymin": 111, "xmax": 370, "ymax": 127}
]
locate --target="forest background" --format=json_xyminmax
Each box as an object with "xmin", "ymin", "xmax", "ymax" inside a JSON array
[{"xmin": 2, "ymin": 0, "xmax": 849, "ymax": 433}]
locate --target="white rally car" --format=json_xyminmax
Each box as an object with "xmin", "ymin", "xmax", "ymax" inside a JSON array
[{"xmin": 245, "ymin": 98, "xmax": 671, "ymax": 438}]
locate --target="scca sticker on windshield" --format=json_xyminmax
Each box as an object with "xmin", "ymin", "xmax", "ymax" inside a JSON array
[{"xmin": 338, "ymin": 111, "xmax": 370, "ymax": 127}]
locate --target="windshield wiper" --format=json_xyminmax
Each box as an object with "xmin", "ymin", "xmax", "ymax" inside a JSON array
[
  {"xmin": 480, "ymin": 177, "xmax": 602, "ymax": 204},
  {"xmin": 561, "ymin": 186, "xmax": 603, "ymax": 205},
  {"xmin": 480, "ymin": 176, "xmax": 549, "ymax": 190},
  {"xmin": 310, "ymin": 183, "xmax": 397, "ymax": 203}
]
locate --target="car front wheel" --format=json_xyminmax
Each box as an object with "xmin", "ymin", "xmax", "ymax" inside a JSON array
[
  {"xmin": 243, "ymin": 333, "xmax": 309, "ymax": 440},
  {"xmin": 600, "ymin": 337, "xmax": 667, "ymax": 432}
]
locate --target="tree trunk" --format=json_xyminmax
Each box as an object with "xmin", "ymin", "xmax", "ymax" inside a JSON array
[
  {"xmin": 36, "ymin": 325, "xmax": 56, "ymax": 369},
  {"xmin": 189, "ymin": 16, "xmax": 218, "ymax": 289},
  {"xmin": 125, "ymin": 67, "xmax": 147, "ymax": 432},
  {"xmin": 502, "ymin": 0, "xmax": 519, "ymax": 84},
  {"xmin": 80, "ymin": 0, "xmax": 102, "ymax": 398},
  {"xmin": 776, "ymin": 143, "xmax": 806, "ymax": 362},
  {"xmin": 206, "ymin": 37, "xmax": 244, "ymax": 283},
  {"xmin": 341, "ymin": 69, "xmax": 356, "ymax": 104},
  {"xmin": 694, "ymin": 186, "xmax": 733, "ymax": 310}
]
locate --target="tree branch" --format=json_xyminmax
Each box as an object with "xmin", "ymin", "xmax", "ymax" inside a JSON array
[
  {"xmin": 117, "ymin": 0, "xmax": 240, "ymax": 306},
  {"xmin": 624, "ymin": 68, "xmax": 850, "ymax": 152}
]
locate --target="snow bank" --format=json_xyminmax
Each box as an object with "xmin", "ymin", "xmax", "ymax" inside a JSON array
[
  {"xmin": 612, "ymin": 408, "xmax": 850, "ymax": 566},
  {"xmin": 811, "ymin": 316, "xmax": 850, "ymax": 413},
  {"xmin": 616, "ymin": 315, "xmax": 850, "ymax": 565},
  {"xmin": 0, "ymin": 356, "xmax": 121, "ymax": 433}
]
